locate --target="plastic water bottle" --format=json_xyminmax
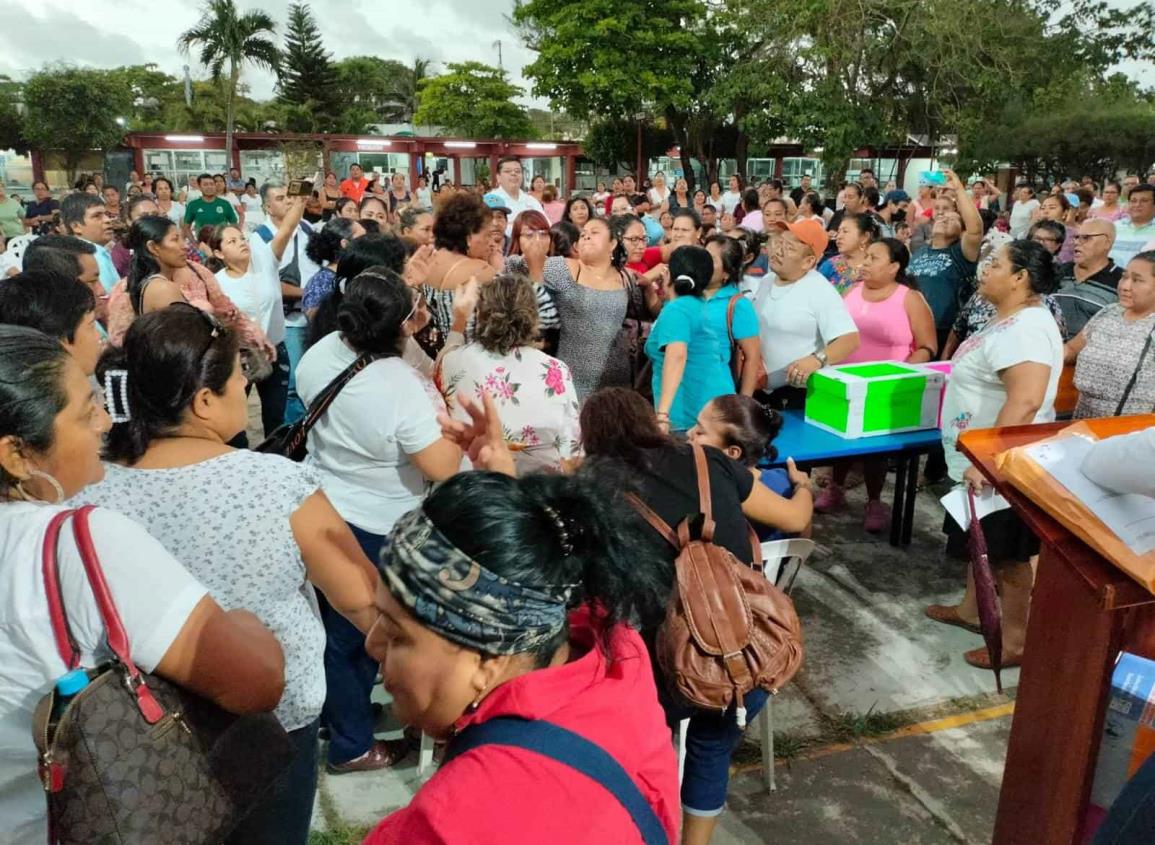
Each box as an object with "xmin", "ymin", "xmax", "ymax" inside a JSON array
[{"xmin": 50, "ymin": 668, "xmax": 89, "ymax": 729}]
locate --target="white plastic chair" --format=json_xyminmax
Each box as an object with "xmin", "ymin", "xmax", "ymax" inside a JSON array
[{"xmin": 676, "ymin": 538, "xmax": 815, "ymax": 793}]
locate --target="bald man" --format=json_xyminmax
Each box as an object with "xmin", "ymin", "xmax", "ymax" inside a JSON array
[{"xmin": 1052, "ymin": 217, "xmax": 1122, "ymax": 338}]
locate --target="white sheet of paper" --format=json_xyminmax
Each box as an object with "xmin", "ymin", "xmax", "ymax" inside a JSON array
[
  {"xmin": 1024, "ymin": 435, "xmax": 1155, "ymax": 557},
  {"xmin": 940, "ymin": 485, "xmax": 1011, "ymax": 532}
]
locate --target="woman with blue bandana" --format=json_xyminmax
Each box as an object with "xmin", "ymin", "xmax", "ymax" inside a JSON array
[{"xmin": 362, "ymin": 412, "xmax": 681, "ymax": 845}]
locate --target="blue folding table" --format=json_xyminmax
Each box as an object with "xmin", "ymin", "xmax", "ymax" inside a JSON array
[{"xmin": 759, "ymin": 410, "xmax": 943, "ymax": 547}]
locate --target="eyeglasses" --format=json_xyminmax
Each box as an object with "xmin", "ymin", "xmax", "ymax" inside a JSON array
[
  {"xmin": 1073, "ymin": 234, "xmax": 1108, "ymax": 243},
  {"xmin": 403, "ymin": 292, "xmax": 427, "ymax": 324},
  {"xmin": 621, "ymin": 236, "xmax": 647, "ymax": 244}
]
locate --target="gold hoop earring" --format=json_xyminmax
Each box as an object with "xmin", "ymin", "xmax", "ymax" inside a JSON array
[{"xmin": 16, "ymin": 469, "xmax": 65, "ymax": 505}]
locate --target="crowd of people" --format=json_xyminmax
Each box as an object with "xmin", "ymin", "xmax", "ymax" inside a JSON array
[{"xmin": 1, "ymin": 150, "xmax": 1154, "ymax": 845}]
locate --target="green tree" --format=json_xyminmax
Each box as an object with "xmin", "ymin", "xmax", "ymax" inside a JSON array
[
  {"xmin": 963, "ymin": 75, "xmax": 1155, "ymax": 182},
  {"xmin": 22, "ymin": 66, "xmax": 131, "ymax": 179},
  {"xmin": 178, "ymin": 0, "xmax": 279, "ymax": 166},
  {"xmin": 276, "ymin": 3, "xmax": 340, "ymax": 130},
  {"xmin": 513, "ymin": 0, "xmax": 706, "ymax": 182},
  {"xmin": 334, "ymin": 56, "xmax": 407, "ymax": 115},
  {"xmin": 104, "ymin": 64, "xmax": 184, "ymax": 130},
  {"xmin": 583, "ymin": 117, "xmax": 673, "ymax": 172},
  {"xmin": 413, "ymin": 62, "xmax": 535, "ymax": 139},
  {"xmin": 383, "ymin": 58, "xmax": 435, "ymax": 124},
  {"xmin": 0, "ymin": 75, "xmax": 26, "ymax": 154}
]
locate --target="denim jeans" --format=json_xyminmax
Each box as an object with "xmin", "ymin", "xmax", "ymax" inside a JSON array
[
  {"xmin": 1095, "ymin": 752, "xmax": 1155, "ymax": 844},
  {"xmin": 283, "ymin": 324, "xmax": 308, "ymax": 425},
  {"xmin": 224, "ymin": 718, "xmax": 319, "ymax": 845},
  {"xmin": 254, "ymin": 341, "xmax": 290, "ymax": 440},
  {"xmin": 666, "ymin": 689, "xmax": 771, "ymax": 816},
  {"xmin": 320, "ymin": 523, "xmax": 386, "ymax": 765}
]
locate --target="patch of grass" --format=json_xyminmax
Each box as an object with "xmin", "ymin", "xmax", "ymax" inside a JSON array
[
  {"xmin": 308, "ymin": 826, "xmax": 371, "ymax": 845},
  {"xmin": 820, "ymin": 705, "xmax": 913, "ymax": 743},
  {"xmin": 733, "ymin": 729, "xmax": 821, "ymax": 765}
]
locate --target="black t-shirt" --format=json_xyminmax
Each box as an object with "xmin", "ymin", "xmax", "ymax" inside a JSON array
[{"xmin": 634, "ymin": 444, "xmax": 757, "ymax": 566}]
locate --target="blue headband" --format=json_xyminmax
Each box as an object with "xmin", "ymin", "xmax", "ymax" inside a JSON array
[{"xmin": 380, "ymin": 507, "xmax": 571, "ymax": 656}]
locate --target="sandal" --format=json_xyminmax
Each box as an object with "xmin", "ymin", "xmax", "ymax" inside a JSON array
[
  {"xmin": 326, "ymin": 739, "xmax": 409, "ymax": 774},
  {"xmin": 964, "ymin": 646, "xmax": 1023, "ymax": 670},
  {"xmin": 924, "ymin": 604, "xmax": 982, "ymax": 635}
]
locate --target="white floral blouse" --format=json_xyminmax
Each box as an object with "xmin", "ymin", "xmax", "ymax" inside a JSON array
[{"xmin": 435, "ymin": 342, "xmax": 581, "ymax": 474}]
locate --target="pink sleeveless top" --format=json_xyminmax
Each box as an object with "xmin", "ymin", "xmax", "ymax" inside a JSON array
[{"xmin": 843, "ymin": 283, "xmax": 915, "ymax": 364}]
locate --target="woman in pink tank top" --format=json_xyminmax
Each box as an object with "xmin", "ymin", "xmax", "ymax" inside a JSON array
[{"xmin": 814, "ymin": 238, "xmax": 938, "ymax": 532}]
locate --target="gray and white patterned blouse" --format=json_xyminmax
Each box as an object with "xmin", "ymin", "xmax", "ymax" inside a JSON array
[{"xmin": 71, "ymin": 450, "xmax": 326, "ymax": 731}]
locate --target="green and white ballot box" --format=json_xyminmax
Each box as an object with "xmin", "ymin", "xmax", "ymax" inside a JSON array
[{"xmin": 804, "ymin": 362, "xmax": 945, "ymax": 439}]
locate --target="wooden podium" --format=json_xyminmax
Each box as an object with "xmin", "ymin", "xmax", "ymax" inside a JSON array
[{"xmin": 958, "ymin": 415, "xmax": 1155, "ymax": 845}]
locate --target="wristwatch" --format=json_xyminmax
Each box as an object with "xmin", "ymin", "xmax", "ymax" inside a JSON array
[{"xmin": 813, "ymin": 349, "xmax": 828, "ymax": 367}]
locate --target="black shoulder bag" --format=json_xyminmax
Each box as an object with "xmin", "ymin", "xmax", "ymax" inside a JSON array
[{"xmin": 256, "ymin": 352, "xmax": 373, "ymax": 461}]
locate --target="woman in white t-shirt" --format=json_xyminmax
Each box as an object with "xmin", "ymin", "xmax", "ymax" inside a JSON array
[
  {"xmin": 207, "ymin": 198, "xmax": 305, "ymax": 440},
  {"xmin": 721, "ymin": 173, "xmax": 746, "ymax": 215},
  {"xmin": 75, "ymin": 305, "xmax": 384, "ymax": 838},
  {"xmin": 1008, "ymin": 184, "xmax": 1040, "ymax": 238},
  {"xmin": 295, "ymin": 268, "xmax": 462, "ymax": 777},
  {"xmin": 648, "ymin": 172, "xmax": 670, "ymax": 213},
  {"xmin": 153, "ymin": 177, "xmax": 185, "ymax": 227},
  {"xmin": 927, "ymin": 240, "xmax": 1063, "ymax": 671},
  {"xmin": 240, "ymin": 182, "xmax": 265, "ymax": 232},
  {"xmin": 0, "ymin": 325, "xmax": 285, "ymax": 844}
]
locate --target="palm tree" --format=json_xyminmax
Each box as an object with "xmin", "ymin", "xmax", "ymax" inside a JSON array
[
  {"xmin": 383, "ymin": 59, "xmax": 434, "ymax": 124},
  {"xmin": 178, "ymin": 0, "xmax": 279, "ymax": 167}
]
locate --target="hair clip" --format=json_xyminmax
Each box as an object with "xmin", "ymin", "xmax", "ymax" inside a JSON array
[
  {"xmin": 542, "ymin": 504, "xmax": 574, "ymax": 557},
  {"xmin": 675, "ymin": 274, "xmax": 696, "ymax": 289},
  {"xmin": 103, "ymin": 369, "xmax": 131, "ymax": 423}
]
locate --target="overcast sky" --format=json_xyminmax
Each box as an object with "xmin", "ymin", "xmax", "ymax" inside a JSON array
[{"xmin": 0, "ymin": 0, "xmax": 1150, "ymax": 109}]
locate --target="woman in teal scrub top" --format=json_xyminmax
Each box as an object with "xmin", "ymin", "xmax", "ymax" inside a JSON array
[{"xmin": 646, "ymin": 245, "xmax": 735, "ymax": 431}]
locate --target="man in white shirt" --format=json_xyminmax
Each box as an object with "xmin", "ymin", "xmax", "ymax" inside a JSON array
[
  {"xmin": 484, "ymin": 156, "xmax": 545, "ymax": 237},
  {"xmin": 256, "ymin": 181, "xmax": 319, "ymax": 425},
  {"xmin": 754, "ymin": 218, "xmax": 860, "ymax": 408},
  {"xmin": 1112, "ymin": 184, "xmax": 1155, "ymax": 268}
]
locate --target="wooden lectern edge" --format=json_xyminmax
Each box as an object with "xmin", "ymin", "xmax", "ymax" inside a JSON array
[{"xmin": 958, "ymin": 416, "xmax": 1155, "ymax": 611}]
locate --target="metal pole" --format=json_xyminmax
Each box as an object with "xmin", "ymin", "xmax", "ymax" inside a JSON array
[
  {"xmin": 636, "ymin": 120, "xmax": 644, "ymax": 181},
  {"xmin": 183, "ymin": 65, "xmax": 192, "ymax": 107}
]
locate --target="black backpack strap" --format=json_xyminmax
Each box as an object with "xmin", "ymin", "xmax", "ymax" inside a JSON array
[{"xmin": 444, "ymin": 717, "xmax": 670, "ymax": 845}]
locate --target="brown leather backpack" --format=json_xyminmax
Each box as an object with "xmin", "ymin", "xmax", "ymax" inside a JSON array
[{"xmin": 629, "ymin": 445, "xmax": 803, "ymax": 725}]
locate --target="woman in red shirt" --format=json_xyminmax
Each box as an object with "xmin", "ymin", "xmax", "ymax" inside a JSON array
[{"xmin": 362, "ymin": 435, "xmax": 680, "ymax": 845}]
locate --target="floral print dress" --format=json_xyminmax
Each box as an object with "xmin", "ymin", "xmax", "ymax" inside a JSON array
[{"xmin": 435, "ymin": 342, "xmax": 581, "ymax": 474}]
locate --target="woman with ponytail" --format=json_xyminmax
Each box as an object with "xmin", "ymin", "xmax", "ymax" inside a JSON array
[
  {"xmin": 73, "ymin": 304, "xmax": 383, "ymax": 844},
  {"xmin": 814, "ymin": 237, "xmax": 937, "ymax": 532},
  {"xmin": 645, "ymin": 245, "xmax": 735, "ymax": 431},
  {"xmin": 294, "ymin": 268, "xmax": 462, "ymax": 776},
  {"xmin": 125, "ymin": 215, "xmax": 187, "ymax": 315},
  {"xmin": 566, "ymin": 386, "xmax": 811, "ymax": 844},
  {"xmin": 361, "ymin": 448, "xmax": 680, "ymax": 843},
  {"xmin": 689, "ymin": 394, "xmax": 809, "ymax": 542},
  {"xmin": 103, "ymin": 216, "xmax": 273, "ymax": 357}
]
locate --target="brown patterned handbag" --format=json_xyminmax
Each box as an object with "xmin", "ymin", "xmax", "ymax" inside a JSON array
[{"xmin": 33, "ymin": 506, "xmax": 294, "ymax": 844}]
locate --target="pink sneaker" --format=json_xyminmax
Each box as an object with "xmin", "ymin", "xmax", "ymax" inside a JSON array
[
  {"xmin": 863, "ymin": 500, "xmax": 889, "ymax": 533},
  {"xmin": 814, "ymin": 484, "xmax": 847, "ymax": 514}
]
